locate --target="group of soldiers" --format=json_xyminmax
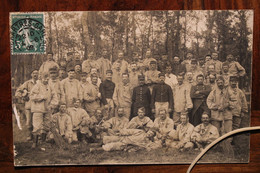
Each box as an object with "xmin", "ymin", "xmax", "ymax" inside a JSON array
[{"xmin": 14, "ymin": 49, "xmax": 249, "ymax": 152}]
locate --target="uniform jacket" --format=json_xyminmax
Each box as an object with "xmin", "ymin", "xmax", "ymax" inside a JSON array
[
  {"xmin": 151, "ymin": 83, "xmax": 173, "ymax": 110},
  {"xmin": 173, "ymin": 84, "xmax": 193, "ymax": 112}
]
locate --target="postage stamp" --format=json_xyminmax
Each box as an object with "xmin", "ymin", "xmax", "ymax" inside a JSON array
[{"xmin": 10, "ymin": 13, "xmax": 46, "ymax": 54}]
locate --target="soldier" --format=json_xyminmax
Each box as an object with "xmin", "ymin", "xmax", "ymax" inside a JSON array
[
  {"xmin": 226, "ymin": 76, "xmax": 248, "ymax": 131},
  {"xmin": 15, "ymin": 69, "xmax": 38, "ymax": 140},
  {"xmin": 207, "ymin": 76, "xmax": 230, "ymax": 134},
  {"xmin": 206, "ymin": 73, "xmax": 217, "ymax": 91},
  {"xmin": 129, "ymin": 62, "xmax": 141, "ymax": 88},
  {"xmin": 86, "ymin": 68, "xmax": 102, "ymax": 87},
  {"xmin": 171, "ymin": 56, "xmax": 186, "ymax": 76},
  {"xmin": 221, "ymin": 62, "xmax": 231, "ymax": 88},
  {"xmin": 131, "ymin": 75, "xmax": 152, "ymax": 120},
  {"xmin": 112, "ymin": 51, "xmax": 129, "ymax": 74},
  {"xmin": 96, "ymin": 51, "xmax": 112, "ymax": 81},
  {"xmin": 164, "ymin": 65, "xmax": 178, "ymax": 90},
  {"xmin": 67, "ymin": 99, "xmax": 91, "ymax": 143},
  {"xmin": 112, "ymin": 61, "xmax": 122, "ymax": 86},
  {"xmin": 61, "ymin": 68, "xmax": 82, "ymax": 108},
  {"xmin": 205, "ymin": 53, "xmax": 222, "ymax": 75},
  {"xmin": 83, "ymin": 73, "xmax": 102, "ymax": 117},
  {"xmin": 191, "ymin": 113, "xmax": 219, "ymax": 151},
  {"xmin": 151, "ymin": 109, "xmax": 175, "ymax": 149},
  {"xmin": 30, "ymin": 73, "xmax": 57, "ymax": 148},
  {"xmin": 74, "ymin": 63, "xmax": 82, "ymax": 81},
  {"xmin": 82, "ymin": 52, "xmax": 100, "ymax": 74},
  {"xmin": 39, "ymin": 52, "xmax": 59, "ymax": 79},
  {"xmin": 188, "ymin": 59, "xmax": 204, "ymax": 82},
  {"xmin": 100, "ymin": 70, "xmax": 116, "ymax": 119},
  {"xmin": 50, "ymin": 104, "xmax": 73, "ymax": 144},
  {"xmin": 113, "ymin": 73, "xmax": 133, "ymax": 119},
  {"xmin": 143, "ymin": 49, "xmax": 157, "ymax": 70},
  {"xmin": 172, "ymin": 75, "xmax": 193, "ymax": 128},
  {"xmin": 48, "ymin": 67, "xmax": 64, "ymax": 113},
  {"xmin": 182, "ymin": 52, "xmax": 193, "ymax": 72},
  {"xmin": 102, "ymin": 107, "xmax": 154, "ymax": 152},
  {"xmin": 190, "ymin": 74, "xmax": 211, "ymax": 126},
  {"xmin": 166, "ymin": 113, "xmax": 194, "ymax": 151},
  {"xmin": 144, "ymin": 60, "xmax": 160, "ymax": 93},
  {"xmin": 102, "ymin": 107, "xmax": 129, "ymax": 144},
  {"xmin": 151, "ymin": 72, "xmax": 174, "ymax": 119}
]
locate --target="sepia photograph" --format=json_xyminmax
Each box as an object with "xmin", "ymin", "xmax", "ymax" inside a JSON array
[{"xmin": 10, "ymin": 10, "xmax": 253, "ymax": 166}]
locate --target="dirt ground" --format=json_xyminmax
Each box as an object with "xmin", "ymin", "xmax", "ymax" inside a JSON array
[{"xmin": 13, "ymin": 116, "xmax": 250, "ymax": 166}]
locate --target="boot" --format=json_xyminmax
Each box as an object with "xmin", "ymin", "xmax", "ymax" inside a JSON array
[
  {"xmin": 32, "ymin": 134, "xmax": 38, "ymax": 148},
  {"xmin": 41, "ymin": 133, "xmax": 47, "ymax": 142}
]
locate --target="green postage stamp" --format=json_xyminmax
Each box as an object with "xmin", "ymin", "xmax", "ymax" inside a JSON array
[{"xmin": 10, "ymin": 13, "xmax": 45, "ymax": 54}]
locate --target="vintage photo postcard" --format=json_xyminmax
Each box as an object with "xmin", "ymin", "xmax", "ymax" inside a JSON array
[{"xmin": 10, "ymin": 10, "xmax": 253, "ymax": 166}]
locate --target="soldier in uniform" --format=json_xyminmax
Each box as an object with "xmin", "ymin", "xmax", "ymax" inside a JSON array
[
  {"xmin": 30, "ymin": 73, "xmax": 58, "ymax": 148},
  {"xmin": 15, "ymin": 69, "xmax": 38, "ymax": 140},
  {"xmin": 131, "ymin": 75, "xmax": 152, "ymax": 120},
  {"xmin": 39, "ymin": 52, "xmax": 59, "ymax": 79},
  {"xmin": 151, "ymin": 72, "xmax": 174, "ymax": 119},
  {"xmin": 83, "ymin": 73, "xmax": 102, "ymax": 117},
  {"xmin": 61, "ymin": 68, "xmax": 82, "ymax": 108},
  {"xmin": 166, "ymin": 113, "xmax": 194, "ymax": 151},
  {"xmin": 190, "ymin": 74, "xmax": 211, "ymax": 126},
  {"xmin": 113, "ymin": 73, "xmax": 133, "ymax": 119},
  {"xmin": 191, "ymin": 113, "xmax": 219, "ymax": 151},
  {"xmin": 100, "ymin": 70, "xmax": 116, "ymax": 119}
]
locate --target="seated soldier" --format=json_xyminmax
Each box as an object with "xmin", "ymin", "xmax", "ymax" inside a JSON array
[
  {"xmin": 151, "ymin": 108, "xmax": 175, "ymax": 149},
  {"xmin": 102, "ymin": 107, "xmax": 154, "ymax": 152},
  {"xmin": 166, "ymin": 113, "xmax": 194, "ymax": 151},
  {"xmin": 191, "ymin": 113, "xmax": 219, "ymax": 151},
  {"xmin": 49, "ymin": 103, "xmax": 73, "ymax": 144},
  {"xmin": 87, "ymin": 108, "xmax": 107, "ymax": 144},
  {"xmin": 102, "ymin": 107, "xmax": 129, "ymax": 144},
  {"xmin": 67, "ymin": 99, "xmax": 92, "ymax": 143}
]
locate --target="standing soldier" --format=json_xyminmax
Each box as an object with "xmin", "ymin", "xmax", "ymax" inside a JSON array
[
  {"xmin": 48, "ymin": 67, "xmax": 64, "ymax": 113},
  {"xmin": 96, "ymin": 51, "xmax": 112, "ymax": 81},
  {"xmin": 221, "ymin": 62, "xmax": 231, "ymax": 88},
  {"xmin": 172, "ymin": 75, "xmax": 193, "ymax": 128},
  {"xmin": 112, "ymin": 61, "xmax": 122, "ymax": 86},
  {"xmin": 129, "ymin": 62, "xmax": 141, "ymax": 88},
  {"xmin": 182, "ymin": 52, "xmax": 193, "ymax": 72},
  {"xmin": 151, "ymin": 73, "xmax": 174, "ymax": 119},
  {"xmin": 143, "ymin": 49, "xmax": 157, "ymax": 70},
  {"xmin": 112, "ymin": 51, "xmax": 129, "ymax": 74},
  {"xmin": 30, "ymin": 73, "xmax": 57, "ymax": 148},
  {"xmin": 113, "ymin": 73, "xmax": 133, "ymax": 119},
  {"xmin": 39, "ymin": 52, "xmax": 59, "ymax": 79},
  {"xmin": 224, "ymin": 54, "xmax": 246, "ymax": 88},
  {"xmin": 190, "ymin": 74, "xmax": 211, "ymax": 126},
  {"xmin": 61, "ymin": 68, "xmax": 82, "ymax": 108},
  {"xmin": 171, "ymin": 56, "xmax": 186, "ymax": 76},
  {"xmin": 226, "ymin": 76, "xmax": 248, "ymax": 135},
  {"xmin": 82, "ymin": 52, "xmax": 100, "ymax": 74},
  {"xmin": 205, "ymin": 53, "xmax": 222, "ymax": 75},
  {"xmin": 164, "ymin": 65, "xmax": 178, "ymax": 91},
  {"xmin": 83, "ymin": 74, "xmax": 102, "ymax": 117},
  {"xmin": 15, "ymin": 69, "xmax": 38, "ymax": 140},
  {"xmin": 144, "ymin": 60, "xmax": 160, "ymax": 93},
  {"xmin": 207, "ymin": 76, "xmax": 232, "ymax": 135},
  {"xmin": 100, "ymin": 70, "xmax": 115, "ymax": 119},
  {"xmin": 131, "ymin": 75, "xmax": 152, "ymax": 120}
]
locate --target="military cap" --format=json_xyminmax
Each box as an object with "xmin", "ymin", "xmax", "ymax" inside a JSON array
[
  {"xmin": 158, "ymin": 72, "xmax": 165, "ymax": 77},
  {"xmin": 229, "ymin": 75, "xmax": 238, "ymax": 81},
  {"xmin": 138, "ymin": 75, "xmax": 145, "ymax": 80},
  {"xmin": 150, "ymin": 60, "xmax": 157, "ymax": 64}
]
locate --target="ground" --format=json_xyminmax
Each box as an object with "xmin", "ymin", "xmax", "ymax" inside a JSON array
[{"xmin": 13, "ymin": 115, "xmax": 250, "ymax": 166}]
